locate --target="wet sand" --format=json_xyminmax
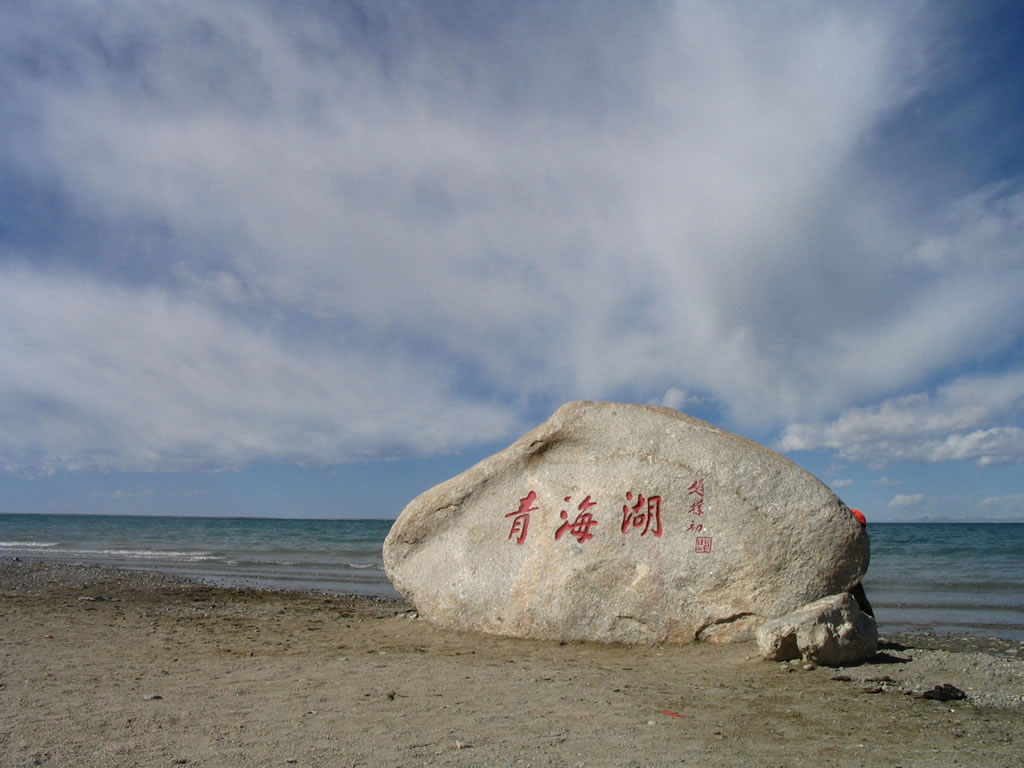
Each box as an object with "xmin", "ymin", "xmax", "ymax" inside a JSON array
[{"xmin": 2, "ymin": 560, "xmax": 1022, "ymax": 767}]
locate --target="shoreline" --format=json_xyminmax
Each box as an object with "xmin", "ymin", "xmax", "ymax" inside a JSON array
[
  {"xmin": 3, "ymin": 559, "xmax": 1023, "ymax": 766},
  {"xmin": 4, "ymin": 557, "xmax": 1021, "ymax": 655}
]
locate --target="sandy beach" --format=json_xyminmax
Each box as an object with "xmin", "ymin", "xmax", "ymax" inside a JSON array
[{"xmin": 2, "ymin": 560, "xmax": 1022, "ymax": 767}]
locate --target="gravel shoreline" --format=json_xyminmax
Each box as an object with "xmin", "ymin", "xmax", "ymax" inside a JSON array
[
  {"xmin": 4, "ymin": 558, "xmax": 1020, "ymax": 653},
  {"xmin": 0, "ymin": 557, "xmax": 406, "ymax": 602},
  {"xmin": 4, "ymin": 558, "xmax": 1023, "ymax": 766},
  {"xmin": 1, "ymin": 558, "xmax": 204, "ymax": 595},
  {"xmin": 4, "ymin": 557, "xmax": 1023, "ymax": 713}
]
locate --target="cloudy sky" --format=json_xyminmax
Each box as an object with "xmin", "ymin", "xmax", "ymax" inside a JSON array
[{"xmin": 2, "ymin": 1, "xmax": 1023, "ymax": 521}]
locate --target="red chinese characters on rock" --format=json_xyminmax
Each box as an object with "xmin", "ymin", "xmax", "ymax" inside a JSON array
[
  {"xmin": 555, "ymin": 495, "xmax": 598, "ymax": 543},
  {"xmin": 687, "ymin": 479, "xmax": 712, "ymax": 553},
  {"xmin": 621, "ymin": 492, "xmax": 663, "ymax": 537},
  {"xmin": 504, "ymin": 488, "xmax": 680, "ymax": 546},
  {"xmin": 505, "ymin": 491, "xmax": 538, "ymax": 545},
  {"xmin": 687, "ymin": 478, "xmax": 705, "ymax": 516}
]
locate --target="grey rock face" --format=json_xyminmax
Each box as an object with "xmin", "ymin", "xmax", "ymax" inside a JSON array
[
  {"xmin": 756, "ymin": 593, "xmax": 879, "ymax": 665},
  {"xmin": 383, "ymin": 401, "xmax": 869, "ymax": 645}
]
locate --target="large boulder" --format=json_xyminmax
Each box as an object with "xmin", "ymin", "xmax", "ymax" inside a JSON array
[{"xmin": 383, "ymin": 401, "xmax": 869, "ymax": 645}]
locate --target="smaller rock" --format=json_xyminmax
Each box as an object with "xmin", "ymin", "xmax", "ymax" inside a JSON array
[
  {"xmin": 756, "ymin": 593, "xmax": 878, "ymax": 666},
  {"xmin": 920, "ymin": 684, "xmax": 967, "ymax": 702},
  {"xmin": 142, "ymin": 694, "xmax": 163, "ymax": 701}
]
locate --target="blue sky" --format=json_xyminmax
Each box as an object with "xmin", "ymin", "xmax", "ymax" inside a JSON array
[{"xmin": 2, "ymin": 1, "xmax": 1023, "ymax": 522}]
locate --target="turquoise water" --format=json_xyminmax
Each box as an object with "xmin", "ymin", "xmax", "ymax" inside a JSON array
[
  {"xmin": 2, "ymin": 515, "xmax": 1022, "ymax": 641},
  {"xmin": 0, "ymin": 514, "xmax": 396, "ymax": 597},
  {"xmin": 863, "ymin": 522, "xmax": 1024, "ymax": 641}
]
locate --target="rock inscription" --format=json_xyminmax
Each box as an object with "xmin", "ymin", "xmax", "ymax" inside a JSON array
[{"xmin": 383, "ymin": 401, "xmax": 871, "ymax": 647}]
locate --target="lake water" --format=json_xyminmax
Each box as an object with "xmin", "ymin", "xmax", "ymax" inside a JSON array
[{"xmin": 2, "ymin": 515, "xmax": 1022, "ymax": 641}]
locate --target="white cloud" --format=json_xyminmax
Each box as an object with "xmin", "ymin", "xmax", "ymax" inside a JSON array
[
  {"xmin": 889, "ymin": 494, "xmax": 924, "ymax": 508},
  {"xmin": 659, "ymin": 388, "xmax": 699, "ymax": 412},
  {"xmin": 1, "ymin": 2, "xmax": 1023, "ymax": 474},
  {"xmin": 111, "ymin": 489, "xmax": 154, "ymax": 500},
  {"xmin": 971, "ymin": 495, "xmax": 1024, "ymax": 521},
  {"xmin": 0, "ymin": 269, "xmax": 518, "ymax": 474},
  {"xmin": 778, "ymin": 372, "xmax": 1024, "ymax": 466},
  {"xmin": 910, "ymin": 181, "xmax": 1024, "ymax": 272},
  {"xmin": 982, "ymin": 494, "xmax": 1024, "ymax": 506},
  {"xmin": 830, "ymin": 478, "xmax": 853, "ymax": 489},
  {"xmin": 873, "ymin": 476, "xmax": 901, "ymax": 486}
]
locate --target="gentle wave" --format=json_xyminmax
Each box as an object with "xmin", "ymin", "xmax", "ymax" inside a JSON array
[
  {"xmin": 876, "ymin": 603, "xmax": 1024, "ymax": 616},
  {"xmin": 0, "ymin": 514, "xmax": 398, "ymax": 598},
  {"xmin": 224, "ymin": 561, "xmax": 380, "ymax": 573},
  {"xmin": 881, "ymin": 618, "xmax": 1024, "ymax": 638},
  {"xmin": 61, "ymin": 548, "xmax": 221, "ymax": 562}
]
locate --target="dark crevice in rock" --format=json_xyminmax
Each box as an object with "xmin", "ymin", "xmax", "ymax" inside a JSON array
[
  {"xmin": 694, "ymin": 612, "xmax": 757, "ymax": 640},
  {"xmin": 524, "ymin": 439, "xmax": 557, "ymax": 466},
  {"xmin": 613, "ymin": 615, "xmax": 649, "ymax": 631}
]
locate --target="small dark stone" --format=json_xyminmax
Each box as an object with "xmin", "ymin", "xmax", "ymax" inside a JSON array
[{"xmin": 920, "ymin": 684, "xmax": 967, "ymax": 702}]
